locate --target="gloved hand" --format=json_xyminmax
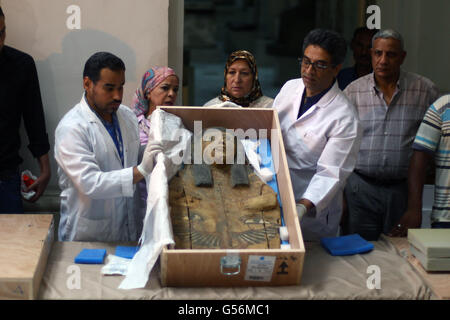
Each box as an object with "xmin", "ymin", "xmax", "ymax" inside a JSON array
[
  {"xmin": 137, "ymin": 141, "xmax": 163, "ymax": 176},
  {"xmin": 296, "ymin": 203, "xmax": 307, "ymax": 221}
]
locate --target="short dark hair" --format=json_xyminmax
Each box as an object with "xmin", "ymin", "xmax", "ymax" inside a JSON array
[
  {"xmin": 302, "ymin": 29, "xmax": 347, "ymax": 66},
  {"xmin": 352, "ymin": 26, "xmax": 378, "ymax": 41},
  {"xmin": 0, "ymin": 7, "xmax": 4, "ymax": 17},
  {"xmin": 83, "ymin": 52, "xmax": 125, "ymax": 83}
]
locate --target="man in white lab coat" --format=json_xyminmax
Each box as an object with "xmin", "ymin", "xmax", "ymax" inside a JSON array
[
  {"xmin": 55, "ymin": 52, "xmax": 161, "ymax": 241},
  {"xmin": 273, "ymin": 29, "xmax": 362, "ymax": 241}
]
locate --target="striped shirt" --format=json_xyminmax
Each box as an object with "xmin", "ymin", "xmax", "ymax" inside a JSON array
[
  {"xmin": 413, "ymin": 94, "xmax": 450, "ymax": 223},
  {"xmin": 344, "ymin": 71, "xmax": 439, "ymax": 179}
]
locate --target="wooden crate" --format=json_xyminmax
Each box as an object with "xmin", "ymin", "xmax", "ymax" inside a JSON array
[
  {"xmin": 159, "ymin": 107, "xmax": 305, "ymax": 286},
  {"xmin": 0, "ymin": 214, "xmax": 54, "ymax": 299}
]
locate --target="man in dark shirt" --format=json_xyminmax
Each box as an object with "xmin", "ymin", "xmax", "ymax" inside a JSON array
[
  {"xmin": 0, "ymin": 7, "xmax": 51, "ymax": 213},
  {"xmin": 337, "ymin": 27, "xmax": 378, "ymax": 90}
]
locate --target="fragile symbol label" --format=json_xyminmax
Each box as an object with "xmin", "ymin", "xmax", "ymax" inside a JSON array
[
  {"xmin": 277, "ymin": 261, "xmax": 289, "ymax": 274},
  {"xmin": 244, "ymin": 255, "xmax": 276, "ymax": 282},
  {"xmin": 14, "ymin": 285, "xmax": 24, "ymax": 295}
]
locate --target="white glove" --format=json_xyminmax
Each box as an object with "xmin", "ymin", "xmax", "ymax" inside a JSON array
[
  {"xmin": 137, "ymin": 141, "xmax": 163, "ymax": 176},
  {"xmin": 296, "ymin": 203, "xmax": 307, "ymax": 221}
]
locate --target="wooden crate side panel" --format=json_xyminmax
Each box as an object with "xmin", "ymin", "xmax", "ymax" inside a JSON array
[
  {"xmin": 160, "ymin": 246, "xmax": 169, "ymax": 287},
  {"xmin": 32, "ymin": 219, "xmax": 54, "ymax": 299},
  {"xmin": 161, "ymin": 249, "xmax": 304, "ymax": 287},
  {"xmin": 270, "ymin": 112, "xmax": 304, "ymax": 250},
  {"xmin": 0, "ymin": 280, "xmax": 32, "ymax": 300},
  {"xmin": 159, "ymin": 107, "xmax": 274, "ymax": 136}
]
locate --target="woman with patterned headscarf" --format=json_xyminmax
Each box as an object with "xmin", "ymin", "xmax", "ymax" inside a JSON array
[
  {"xmin": 204, "ymin": 50, "xmax": 273, "ymax": 108},
  {"xmin": 132, "ymin": 67, "xmax": 179, "ymax": 204},
  {"xmin": 132, "ymin": 66, "xmax": 179, "ymax": 145}
]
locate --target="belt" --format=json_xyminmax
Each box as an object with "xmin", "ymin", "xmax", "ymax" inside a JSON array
[{"xmin": 354, "ymin": 170, "xmax": 406, "ymax": 186}]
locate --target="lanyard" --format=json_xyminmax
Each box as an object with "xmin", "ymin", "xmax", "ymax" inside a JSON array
[
  {"xmin": 85, "ymin": 96, "xmax": 124, "ymax": 166},
  {"xmin": 111, "ymin": 114, "xmax": 124, "ymax": 166},
  {"xmin": 96, "ymin": 112, "xmax": 124, "ymax": 166}
]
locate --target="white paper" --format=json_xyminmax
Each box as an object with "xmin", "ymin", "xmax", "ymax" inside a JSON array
[
  {"xmin": 101, "ymin": 255, "xmax": 131, "ymax": 276},
  {"xmin": 244, "ymin": 255, "xmax": 276, "ymax": 282}
]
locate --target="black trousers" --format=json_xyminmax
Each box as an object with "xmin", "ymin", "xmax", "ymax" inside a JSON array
[
  {"xmin": 0, "ymin": 168, "xmax": 24, "ymax": 214},
  {"xmin": 343, "ymin": 171, "xmax": 408, "ymax": 241}
]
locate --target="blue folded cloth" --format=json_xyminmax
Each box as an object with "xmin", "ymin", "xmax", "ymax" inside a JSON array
[
  {"xmin": 320, "ymin": 234, "xmax": 374, "ymax": 256},
  {"xmin": 74, "ymin": 248, "xmax": 107, "ymax": 264},
  {"xmin": 115, "ymin": 246, "xmax": 139, "ymax": 259}
]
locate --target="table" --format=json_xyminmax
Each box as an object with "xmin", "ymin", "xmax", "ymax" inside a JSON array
[{"xmin": 38, "ymin": 235, "xmax": 436, "ymax": 300}]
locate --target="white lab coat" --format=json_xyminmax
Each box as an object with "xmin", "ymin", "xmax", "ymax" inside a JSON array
[
  {"xmin": 273, "ymin": 79, "xmax": 362, "ymax": 240},
  {"xmin": 54, "ymin": 95, "xmax": 144, "ymax": 241}
]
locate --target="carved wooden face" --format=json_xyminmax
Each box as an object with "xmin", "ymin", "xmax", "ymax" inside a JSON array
[{"xmin": 202, "ymin": 129, "xmax": 237, "ymax": 167}]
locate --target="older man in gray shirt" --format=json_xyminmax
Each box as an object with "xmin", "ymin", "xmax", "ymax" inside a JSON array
[{"xmin": 343, "ymin": 29, "xmax": 439, "ymax": 240}]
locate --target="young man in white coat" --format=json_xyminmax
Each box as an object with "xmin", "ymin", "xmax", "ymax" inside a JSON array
[
  {"xmin": 273, "ymin": 29, "xmax": 362, "ymax": 241},
  {"xmin": 55, "ymin": 52, "xmax": 161, "ymax": 241}
]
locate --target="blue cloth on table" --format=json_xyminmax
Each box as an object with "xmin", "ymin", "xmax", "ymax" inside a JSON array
[
  {"xmin": 115, "ymin": 246, "xmax": 139, "ymax": 259},
  {"xmin": 320, "ymin": 234, "xmax": 374, "ymax": 256},
  {"xmin": 74, "ymin": 248, "xmax": 107, "ymax": 264}
]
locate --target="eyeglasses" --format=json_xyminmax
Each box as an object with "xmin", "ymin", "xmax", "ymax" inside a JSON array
[{"xmin": 298, "ymin": 56, "xmax": 333, "ymax": 70}]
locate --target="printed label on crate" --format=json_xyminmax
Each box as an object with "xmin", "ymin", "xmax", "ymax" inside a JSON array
[{"xmin": 244, "ymin": 255, "xmax": 276, "ymax": 282}]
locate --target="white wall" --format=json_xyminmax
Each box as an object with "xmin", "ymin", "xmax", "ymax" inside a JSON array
[
  {"xmin": 1, "ymin": 0, "xmax": 169, "ymax": 190},
  {"xmin": 376, "ymin": 0, "xmax": 450, "ymax": 93}
]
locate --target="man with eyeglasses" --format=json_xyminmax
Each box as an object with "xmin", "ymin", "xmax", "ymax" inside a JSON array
[
  {"xmin": 273, "ymin": 28, "xmax": 362, "ymax": 241},
  {"xmin": 343, "ymin": 29, "xmax": 440, "ymax": 240},
  {"xmin": 0, "ymin": 6, "xmax": 51, "ymax": 213}
]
